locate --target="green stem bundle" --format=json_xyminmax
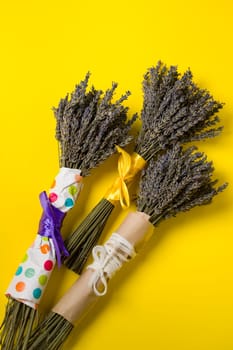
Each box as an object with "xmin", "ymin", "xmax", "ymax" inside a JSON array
[
  {"xmin": 63, "ymin": 199, "xmax": 114, "ymax": 272},
  {"xmin": 0, "ymin": 299, "xmax": 38, "ymax": 350},
  {"xmin": 26, "ymin": 312, "xmax": 73, "ymax": 350}
]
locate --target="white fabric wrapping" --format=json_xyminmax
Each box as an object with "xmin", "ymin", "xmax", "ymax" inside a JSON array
[
  {"xmin": 48, "ymin": 167, "xmax": 83, "ymax": 213},
  {"xmin": 6, "ymin": 167, "xmax": 83, "ymax": 308},
  {"xmin": 6, "ymin": 235, "xmax": 56, "ymax": 309}
]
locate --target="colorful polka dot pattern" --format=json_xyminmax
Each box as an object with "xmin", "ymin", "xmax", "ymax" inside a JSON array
[
  {"xmin": 44, "ymin": 260, "xmax": 53, "ymax": 271},
  {"xmin": 49, "ymin": 192, "xmax": 58, "ymax": 203},
  {"xmin": 16, "ymin": 266, "xmax": 23, "ymax": 276},
  {"xmin": 33, "ymin": 288, "xmax": 42, "ymax": 299},
  {"xmin": 48, "ymin": 167, "xmax": 83, "ymax": 213},
  {"xmin": 6, "ymin": 168, "xmax": 83, "ymax": 309},
  {"xmin": 39, "ymin": 275, "xmax": 47, "ymax": 286},
  {"xmin": 25, "ymin": 268, "xmax": 35, "ymax": 278},
  {"xmin": 68, "ymin": 185, "xmax": 78, "ymax": 196},
  {"xmin": 64, "ymin": 198, "xmax": 74, "ymax": 207},
  {"xmin": 6, "ymin": 235, "xmax": 56, "ymax": 309},
  {"xmin": 16, "ymin": 281, "xmax": 25, "ymax": 292},
  {"xmin": 40, "ymin": 244, "xmax": 50, "ymax": 254}
]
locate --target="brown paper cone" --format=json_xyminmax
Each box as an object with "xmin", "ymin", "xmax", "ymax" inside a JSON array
[{"xmin": 52, "ymin": 211, "xmax": 154, "ymax": 324}]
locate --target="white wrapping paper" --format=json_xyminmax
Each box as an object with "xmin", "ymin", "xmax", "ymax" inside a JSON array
[
  {"xmin": 6, "ymin": 167, "xmax": 83, "ymax": 308},
  {"xmin": 48, "ymin": 167, "xmax": 83, "ymax": 212},
  {"xmin": 6, "ymin": 235, "xmax": 56, "ymax": 309}
]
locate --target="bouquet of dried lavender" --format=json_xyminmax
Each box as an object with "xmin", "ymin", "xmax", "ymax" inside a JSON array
[
  {"xmin": 26, "ymin": 144, "xmax": 227, "ymax": 350},
  {"xmin": 0, "ymin": 73, "xmax": 136, "ymax": 350},
  {"xmin": 64, "ymin": 61, "xmax": 223, "ymax": 275}
]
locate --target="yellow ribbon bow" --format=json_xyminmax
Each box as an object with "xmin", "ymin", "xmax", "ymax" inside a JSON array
[{"xmin": 104, "ymin": 146, "xmax": 146, "ymax": 209}]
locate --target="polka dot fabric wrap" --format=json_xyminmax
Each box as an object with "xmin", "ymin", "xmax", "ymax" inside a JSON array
[
  {"xmin": 48, "ymin": 167, "xmax": 83, "ymax": 213},
  {"xmin": 6, "ymin": 235, "xmax": 56, "ymax": 309},
  {"xmin": 6, "ymin": 167, "xmax": 83, "ymax": 308}
]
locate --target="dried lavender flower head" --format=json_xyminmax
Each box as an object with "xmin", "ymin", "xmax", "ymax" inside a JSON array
[
  {"xmin": 53, "ymin": 73, "xmax": 137, "ymax": 175},
  {"xmin": 137, "ymin": 144, "xmax": 227, "ymax": 226},
  {"xmin": 135, "ymin": 61, "xmax": 224, "ymax": 161}
]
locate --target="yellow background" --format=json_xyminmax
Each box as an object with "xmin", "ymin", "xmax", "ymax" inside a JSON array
[{"xmin": 0, "ymin": 1, "xmax": 232, "ymax": 349}]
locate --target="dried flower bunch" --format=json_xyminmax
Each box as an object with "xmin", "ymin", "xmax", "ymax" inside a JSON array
[
  {"xmin": 135, "ymin": 61, "xmax": 223, "ymax": 160},
  {"xmin": 64, "ymin": 61, "xmax": 223, "ymax": 274},
  {"xmin": 137, "ymin": 144, "xmax": 227, "ymax": 224},
  {"xmin": 55, "ymin": 72, "xmax": 137, "ymax": 173},
  {"xmin": 26, "ymin": 144, "xmax": 227, "ymax": 350},
  {"xmin": 0, "ymin": 74, "xmax": 136, "ymax": 350}
]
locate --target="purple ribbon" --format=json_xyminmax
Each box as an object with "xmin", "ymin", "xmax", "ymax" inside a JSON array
[{"xmin": 38, "ymin": 191, "xmax": 69, "ymax": 267}]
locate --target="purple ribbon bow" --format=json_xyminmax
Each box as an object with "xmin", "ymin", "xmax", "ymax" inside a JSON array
[{"xmin": 38, "ymin": 191, "xmax": 69, "ymax": 267}]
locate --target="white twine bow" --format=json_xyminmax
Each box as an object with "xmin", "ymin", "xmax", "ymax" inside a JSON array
[{"xmin": 87, "ymin": 233, "xmax": 136, "ymax": 296}]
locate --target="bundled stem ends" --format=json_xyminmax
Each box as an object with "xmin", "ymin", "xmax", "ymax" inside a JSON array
[
  {"xmin": 0, "ymin": 299, "xmax": 38, "ymax": 350},
  {"xmin": 27, "ymin": 312, "xmax": 73, "ymax": 350}
]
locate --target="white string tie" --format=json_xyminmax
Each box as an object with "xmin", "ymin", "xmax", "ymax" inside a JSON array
[{"xmin": 87, "ymin": 233, "xmax": 136, "ymax": 296}]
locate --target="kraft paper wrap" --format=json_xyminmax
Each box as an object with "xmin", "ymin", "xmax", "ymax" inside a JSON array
[{"xmin": 52, "ymin": 211, "xmax": 154, "ymax": 324}]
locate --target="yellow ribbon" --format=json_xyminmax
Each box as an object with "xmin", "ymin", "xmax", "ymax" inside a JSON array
[{"xmin": 104, "ymin": 146, "xmax": 146, "ymax": 209}]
